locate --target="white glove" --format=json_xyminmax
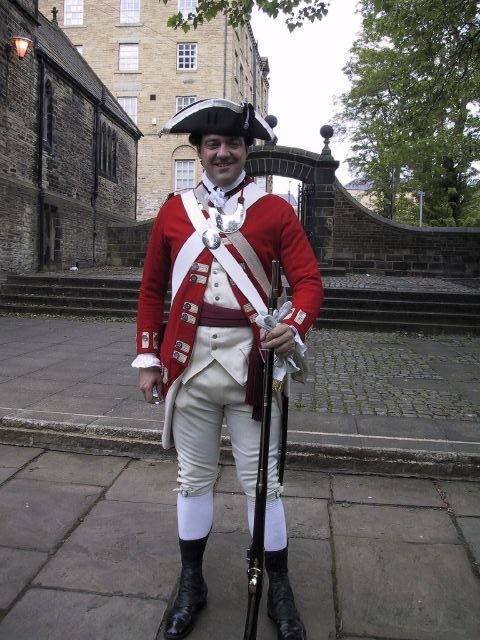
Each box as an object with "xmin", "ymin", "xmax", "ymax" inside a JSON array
[{"xmin": 255, "ymin": 302, "xmax": 300, "ymax": 388}]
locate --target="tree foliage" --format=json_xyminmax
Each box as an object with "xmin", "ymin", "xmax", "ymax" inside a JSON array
[
  {"xmin": 337, "ymin": 0, "xmax": 480, "ymax": 226},
  {"xmin": 163, "ymin": 0, "xmax": 329, "ymax": 32}
]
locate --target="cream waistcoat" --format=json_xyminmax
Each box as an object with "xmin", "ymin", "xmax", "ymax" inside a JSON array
[{"xmin": 182, "ymin": 259, "xmax": 253, "ymax": 385}]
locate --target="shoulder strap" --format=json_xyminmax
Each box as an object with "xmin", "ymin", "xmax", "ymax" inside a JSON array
[{"xmin": 181, "ymin": 190, "xmax": 268, "ymax": 315}]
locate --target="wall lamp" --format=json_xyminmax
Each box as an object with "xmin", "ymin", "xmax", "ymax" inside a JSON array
[{"xmin": 8, "ymin": 36, "xmax": 33, "ymax": 59}]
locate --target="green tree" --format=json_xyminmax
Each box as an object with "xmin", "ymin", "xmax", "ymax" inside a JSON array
[
  {"xmin": 337, "ymin": 0, "xmax": 480, "ymax": 226},
  {"xmin": 164, "ymin": 0, "xmax": 329, "ymax": 32}
]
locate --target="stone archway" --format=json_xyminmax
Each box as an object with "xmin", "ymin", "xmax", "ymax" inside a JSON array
[{"xmin": 245, "ymin": 136, "xmax": 339, "ymax": 263}]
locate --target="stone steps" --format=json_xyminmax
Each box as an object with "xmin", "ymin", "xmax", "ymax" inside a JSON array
[{"xmin": 0, "ymin": 273, "xmax": 479, "ymax": 332}]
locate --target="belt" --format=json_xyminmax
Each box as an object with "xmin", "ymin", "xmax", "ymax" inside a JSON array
[{"xmin": 199, "ymin": 302, "xmax": 250, "ymax": 327}]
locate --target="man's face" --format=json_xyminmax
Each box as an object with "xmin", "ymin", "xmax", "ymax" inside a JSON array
[{"xmin": 198, "ymin": 134, "xmax": 248, "ymax": 188}]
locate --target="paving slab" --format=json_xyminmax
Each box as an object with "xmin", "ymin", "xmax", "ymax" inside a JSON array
[
  {"xmin": 35, "ymin": 499, "xmax": 178, "ymax": 599},
  {"xmin": 63, "ymin": 382, "xmax": 134, "ymax": 400},
  {"xmin": 438, "ymin": 420, "xmax": 480, "ymax": 442},
  {"xmin": 103, "ymin": 397, "xmax": 165, "ymax": 420},
  {"xmin": 281, "ymin": 468, "xmax": 331, "ymax": 498},
  {"xmin": 438, "ymin": 480, "xmax": 480, "ymax": 515},
  {"xmin": 457, "ymin": 517, "xmax": 480, "ymax": 565},
  {"xmin": 331, "ymin": 504, "xmax": 459, "ymax": 544},
  {"xmin": 0, "ymin": 478, "xmax": 102, "ymax": 551},
  {"xmin": 26, "ymin": 393, "xmax": 123, "ymax": 415},
  {"xmin": 0, "ymin": 589, "xmax": 164, "ymax": 640},
  {"xmin": 287, "ymin": 410, "xmax": 358, "ymax": 434},
  {"xmin": 332, "ymin": 474, "xmax": 444, "ymax": 507},
  {"xmin": 0, "ymin": 467, "xmax": 17, "ymax": 483},
  {"xmin": 0, "ymin": 547, "xmax": 47, "ymax": 610},
  {"xmin": 105, "ymin": 458, "xmax": 177, "ymax": 504},
  {"xmin": 0, "ymin": 377, "xmax": 74, "ymax": 395},
  {"xmin": 184, "ymin": 533, "xmax": 336, "ymax": 640},
  {"xmin": 356, "ymin": 415, "xmax": 448, "ymax": 440},
  {"xmin": 16, "ymin": 450, "xmax": 129, "ymax": 486},
  {"xmin": 334, "ymin": 537, "xmax": 480, "ymax": 640},
  {"xmin": 0, "ymin": 443, "xmax": 41, "ymax": 468},
  {"xmin": 0, "ymin": 388, "xmax": 71, "ymax": 409},
  {"xmin": 283, "ymin": 497, "xmax": 330, "ymax": 539}
]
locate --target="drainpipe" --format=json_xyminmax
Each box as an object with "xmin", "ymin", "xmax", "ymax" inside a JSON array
[
  {"xmin": 223, "ymin": 14, "xmax": 227, "ymax": 98},
  {"xmin": 91, "ymin": 88, "xmax": 104, "ymax": 264},
  {"xmin": 252, "ymin": 40, "xmax": 257, "ymax": 109},
  {"xmin": 37, "ymin": 50, "xmax": 45, "ymax": 272},
  {"xmin": 134, "ymin": 137, "xmax": 138, "ymax": 220}
]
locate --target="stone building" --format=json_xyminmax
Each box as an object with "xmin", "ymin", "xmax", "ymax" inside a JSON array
[
  {"xmin": 39, "ymin": 0, "xmax": 271, "ymax": 219},
  {"xmin": 1, "ymin": 0, "xmax": 141, "ymax": 274}
]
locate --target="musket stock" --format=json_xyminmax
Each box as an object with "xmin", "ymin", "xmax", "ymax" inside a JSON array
[{"xmin": 243, "ymin": 260, "xmax": 280, "ymax": 640}]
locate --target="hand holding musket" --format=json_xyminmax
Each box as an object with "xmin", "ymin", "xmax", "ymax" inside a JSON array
[{"xmin": 243, "ymin": 260, "xmax": 281, "ymax": 640}]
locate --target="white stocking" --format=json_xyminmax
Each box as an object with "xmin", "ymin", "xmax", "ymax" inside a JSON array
[
  {"xmin": 177, "ymin": 491, "xmax": 214, "ymax": 540},
  {"xmin": 247, "ymin": 496, "xmax": 288, "ymax": 551}
]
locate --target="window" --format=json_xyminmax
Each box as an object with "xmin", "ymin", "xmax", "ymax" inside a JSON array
[
  {"xmin": 178, "ymin": 0, "xmax": 197, "ymax": 19},
  {"xmin": 64, "ymin": 0, "xmax": 83, "ymax": 25},
  {"xmin": 75, "ymin": 45, "xmax": 83, "ymax": 55},
  {"xmin": 120, "ymin": 0, "xmax": 140, "ymax": 23},
  {"xmin": 43, "ymin": 79, "xmax": 53, "ymax": 151},
  {"xmin": 100, "ymin": 122, "xmax": 117, "ymax": 180},
  {"xmin": 177, "ymin": 43, "xmax": 197, "ymax": 70},
  {"xmin": 239, "ymin": 64, "xmax": 244, "ymax": 93},
  {"xmin": 176, "ymin": 95, "xmax": 196, "ymax": 112},
  {"xmin": 118, "ymin": 44, "xmax": 139, "ymax": 71},
  {"xmin": 175, "ymin": 160, "xmax": 195, "ymax": 191},
  {"xmin": 234, "ymin": 51, "xmax": 238, "ymax": 79},
  {"xmin": 117, "ymin": 96, "xmax": 138, "ymax": 124}
]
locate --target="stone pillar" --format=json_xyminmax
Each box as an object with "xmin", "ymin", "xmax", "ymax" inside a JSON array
[{"xmin": 303, "ymin": 125, "xmax": 339, "ymax": 263}]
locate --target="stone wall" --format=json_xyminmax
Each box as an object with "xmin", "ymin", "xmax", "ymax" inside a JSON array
[
  {"xmin": 107, "ymin": 220, "xmax": 154, "ymax": 267},
  {"xmin": 0, "ymin": 0, "xmax": 139, "ymax": 275},
  {"xmin": 0, "ymin": 1, "xmax": 39, "ymax": 273},
  {"xmin": 331, "ymin": 184, "xmax": 480, "ymax": 277}
]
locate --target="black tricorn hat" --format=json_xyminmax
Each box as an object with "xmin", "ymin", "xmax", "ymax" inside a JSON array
[{"xmin": 160, "ymin": 98, "xmax": 276, "ymax": 144}]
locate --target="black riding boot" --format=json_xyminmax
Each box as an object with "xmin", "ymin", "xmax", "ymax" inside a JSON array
[
  {"xmin": 164, "ymin": 535, "xmax": 209, "ymax": 640},
  {"xmin": 265, "ymin": 547, "xmax": 307, "ymax": 640}
]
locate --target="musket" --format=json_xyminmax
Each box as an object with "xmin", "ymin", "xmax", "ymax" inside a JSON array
[
  {"xmin": 243, "ymin": 259, "xmax": 281, "ymax": 640},
  {"xmin": 278, "ymin": 387, "xmax": 289, "ymax": 488}
]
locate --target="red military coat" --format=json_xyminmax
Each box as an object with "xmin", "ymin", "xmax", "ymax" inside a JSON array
[{"xmin": 136, "ymin": 186, "xmax": 323, "ymax": 413}]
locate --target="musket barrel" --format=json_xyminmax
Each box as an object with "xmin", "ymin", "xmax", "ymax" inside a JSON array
[{"xmin": 243, "ymin": 260, "xmax": 280, "ymax": 640}]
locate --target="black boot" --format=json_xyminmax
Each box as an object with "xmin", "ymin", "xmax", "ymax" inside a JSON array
[
  {"xmin": 265, "ymin": 547, "xmax": 307, "ymax": 640},
  {"xmin": 164, "ymin": 535, "xmax": 209, "ymax": 640}
]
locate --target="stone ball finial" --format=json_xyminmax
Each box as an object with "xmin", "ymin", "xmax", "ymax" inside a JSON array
[
  {"xmin": 265, "ymin": 115, "xmax": 278, "ymax": 129},
  {"xmin": 320, "ymin": 124, "xmax": 334, "ymax": 141},
  {"xmin": 320, "ymin": 124, "xmax": 334, "ymax": 157}
]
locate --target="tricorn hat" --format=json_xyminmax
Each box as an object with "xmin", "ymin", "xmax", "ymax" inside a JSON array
[{"xmin": 160, "ymin": 98, "xmax": 276, "ymax": 144}]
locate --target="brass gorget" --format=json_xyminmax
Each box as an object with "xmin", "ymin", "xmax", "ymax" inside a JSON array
[{"xmin": 208, "ymin": 197, "xmax": 246, "ymax": 234}]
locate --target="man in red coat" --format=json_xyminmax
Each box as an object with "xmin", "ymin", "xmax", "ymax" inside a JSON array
[{"xmin": 133, "ymin": 99, "xmax": 323, "ymax": 640}]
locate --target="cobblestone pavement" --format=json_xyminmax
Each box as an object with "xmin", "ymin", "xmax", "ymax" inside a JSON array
[{"xmin": 291, "ymin": 329, "xmax": 480, "ymax": 421}]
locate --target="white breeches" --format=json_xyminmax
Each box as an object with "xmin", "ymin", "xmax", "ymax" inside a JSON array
[{"xmin": 172, "ymin": 360, "xmax": 281, "ymax": 499}]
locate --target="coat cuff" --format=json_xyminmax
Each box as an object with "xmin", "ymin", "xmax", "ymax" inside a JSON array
[{"xmin": 136, "ymin": 329, "xmax": 161, "ymax": 354}]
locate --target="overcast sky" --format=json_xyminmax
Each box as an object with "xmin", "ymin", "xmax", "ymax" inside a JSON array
[{"xmin": 251, "ymin": 0, "xmax": 363, "ymax": 192}]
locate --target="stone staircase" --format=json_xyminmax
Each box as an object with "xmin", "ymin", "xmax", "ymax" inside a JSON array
[{"xmin": 0, "ymin": 273, "xmax": 479, "ymax": 333}]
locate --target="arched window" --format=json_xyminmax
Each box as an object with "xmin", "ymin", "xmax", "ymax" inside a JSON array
[
  {"xmin": 101, "ymin": 122, "xmax": 107, "ymax": 174},
  {"xmin": 111, "ymin": 132, "xmax": 117, "ymax": 179},
  {"xmin": 43, "ymin": 79, "xmax": 54, "ymax": 150},
  {"xmin": 106, "ymin": 128, "xmax": 112, "ymax": 175},
  {"xmin": 99, "ymin": 122, "xmax": 117, "ymax": 180}
]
